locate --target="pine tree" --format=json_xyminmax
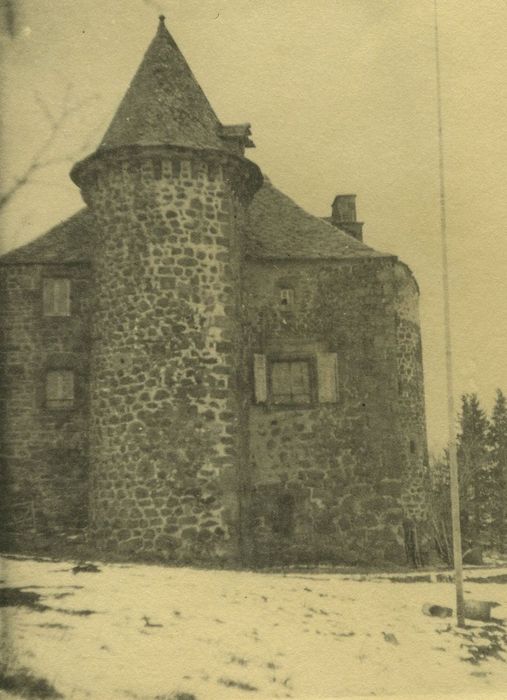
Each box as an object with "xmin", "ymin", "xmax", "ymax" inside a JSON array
[
  {"xmin": 457, "ymin": 393, "xmax": 490, "ymax": 547},
  {"xmin": 488, "ymin": 389, "xmax": 507, "ymax": 551}
]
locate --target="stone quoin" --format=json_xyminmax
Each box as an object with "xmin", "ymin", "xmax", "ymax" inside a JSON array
[{"xmin": 0, "ymin": 17, "xmax": 434, "ymax": 567}]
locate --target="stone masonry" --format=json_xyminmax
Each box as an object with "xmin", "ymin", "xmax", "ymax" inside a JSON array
[
  {"xmin": 0, "ymin": 17, "xmax": 435, "ymax": 567},
  {"xmin": 242, "ymin": 256, "xmax": 432, "ymax": 566},
  {"xmin": 71, "ymin": 147, "xmax": 260, "ymax": 563},
  {"xmin": 0, "ymin": 262, "xmax": 90, "ymax": 539}
]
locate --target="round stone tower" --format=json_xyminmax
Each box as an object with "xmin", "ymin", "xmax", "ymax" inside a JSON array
[
  {"xmin": 393, "ymin": 261, "xmax": 434, "ymax": 565},
  {"xmin": 71, "ymin": 17, "xmax": 261, "ymax": 563}
]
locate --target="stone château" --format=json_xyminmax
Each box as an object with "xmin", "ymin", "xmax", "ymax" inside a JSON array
[{"xmin": 0, "ymin": 17, "xmax": 433, "ymax": 567}]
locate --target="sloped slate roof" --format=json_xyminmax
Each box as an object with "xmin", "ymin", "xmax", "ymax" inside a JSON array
[
  {"xmin": 246, "ymin": 179, "xmax": 385, "ymax": 259},
  {"xmin": 0, "ymin": 209, "xmax": 93, "ymax": 264},
  {"xmin": 98, "ymin": 17, "xmax": 224, "ymax": 152},
  {"xmin": 0, "ymin": 179, "xmax": 388, "ymax": 265}
]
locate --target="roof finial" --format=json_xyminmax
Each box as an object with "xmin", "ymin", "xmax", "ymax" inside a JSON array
[{"xmin": 159, "ymin": 14, "xmax": 165, "ymax": 24}]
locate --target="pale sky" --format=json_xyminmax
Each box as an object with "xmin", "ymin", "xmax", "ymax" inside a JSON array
[{"xmin": 1, "ymin": 0, "xmax": 507, "ymax": 454}]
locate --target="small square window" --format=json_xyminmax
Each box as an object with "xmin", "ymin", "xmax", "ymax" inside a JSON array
[
  {"xmin": 279, "ymin": 288, "xmax": 294, "ymax": 306},
  {"xmin": 43, "ymin": 278, "xmax": 71, "ymax": 316},
  {"xmin": 270, "ymin": 359, "xmax": 313, "ymax": 405},
  {"xmin": 46, "ymin": 370, "xmax": 74, "ymax": 409}
]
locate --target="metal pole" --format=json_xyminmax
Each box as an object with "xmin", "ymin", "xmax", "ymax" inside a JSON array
[{"xmin": 433, "ymin": 0, "xmax": 465, "ymax": 627}]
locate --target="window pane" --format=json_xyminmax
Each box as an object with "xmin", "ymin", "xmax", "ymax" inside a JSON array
[
  {"xmin": 280, "ymin": 288, "xmax": 294, "ymax": 306},
  {"xmin": 43, "ymin": 279, "xmax": 70, "ymax": 316},
  {"xmin": 271, "ymin": 361, "xmax": 291, "ymax": 400},
  {"xmin": 46, "ymin": 370, "xmax": 74, "ymax": 407},
  {"xmin": 270, "ymin": 360, "xmax": 311, "ymax": 404},
  {"xmin": 46, "ymin": 371, "xmax": 61, "ymax": 401},
  {"xmin": 55, "ymin": 279, "xmax": 71, "ymax": 315},
  {"xmin": 290, "ymin": 362, "xmax": 310, "ymax": 396},
  {"xmin": 61, "ymin": 371, "xmax": 74, "ymax": 400}
]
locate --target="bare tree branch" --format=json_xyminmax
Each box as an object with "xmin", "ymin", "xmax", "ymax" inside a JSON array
[{"xmin": 0, "ymin": 84, "xmax": 100, "ymax": 210}]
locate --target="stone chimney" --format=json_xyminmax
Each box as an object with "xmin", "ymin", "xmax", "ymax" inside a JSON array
[{"xmin": 329, "ymin": 194, "xmax": 364, "ymax": 242}]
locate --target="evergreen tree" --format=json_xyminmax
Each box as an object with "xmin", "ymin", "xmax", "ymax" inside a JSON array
[
  {"xmin": 488, "ymin": 389, "xmax": 507, "ymax": 551},
  {"xmin": 457, "ymin": 393, "xmax": 490, "ymax": 547}
]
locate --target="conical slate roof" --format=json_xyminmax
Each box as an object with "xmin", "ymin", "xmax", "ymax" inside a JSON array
[{"xmin": 99, "ymin": 16, "xmax": 224, "ymax": 152}]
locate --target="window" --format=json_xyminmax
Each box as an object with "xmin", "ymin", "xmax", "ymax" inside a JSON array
[
  {"xmin": 279, "ymin": 288, "xmax": 294, "ymax": 307},
  {"xmin": 254, "ymin": 352, "xmax": 339, "ymax": 406},
  {"xmin": 43, "ymin": 278, "xmax": 71, "ymax": 316},
  {"xmin": 46, "ymin": 370, "xmax": 74, "ymax": 409},
  {"xmin": 270, "ymin": 360, "xmax": 312, "ymax": 405}
]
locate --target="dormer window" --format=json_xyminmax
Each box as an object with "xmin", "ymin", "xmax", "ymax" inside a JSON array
[
  {"xmin": 279, "ymin": 288, "xmax": 294, "ymax": 307},
  {"xmin": 43, "ymin": 278, "xmax": 71, "ymax": 317}
]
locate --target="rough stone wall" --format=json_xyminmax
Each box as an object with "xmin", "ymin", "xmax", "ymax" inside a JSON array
[
  {"xmin": 392, "ymin": 263, "xmax": 433, "ymax": 562},
  {"xmin": 77, "ymin": 148, "xmax": 259, "ymax": 564},
  {"xmin": 243, "ymin": 256, "xmax": 430, "ymax": 567},
  {"xmin": 0, "ymin": 263, "xmax": 90, "ymax": 542}
]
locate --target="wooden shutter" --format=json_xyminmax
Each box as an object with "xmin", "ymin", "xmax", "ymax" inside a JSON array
[
  {"xmin": 253, "ymin": 354, "xmax": 267, "ymax": 403},
  {"xmin": 316, "ymin": 353, "xmax": 338, "ymax": 403}
]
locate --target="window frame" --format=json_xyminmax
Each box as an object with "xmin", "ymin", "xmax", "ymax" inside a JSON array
[
  {"xmin": 267, "ymin": 355, "xmax": 317, "ymax": 408},
  {"xmin": 45, "ymin": 369, "xmax": 75, "ymax": 410},
  {"xmin": 42, "ymin": 277, "xmax": 71, "ymax": 317},
  {"xmin": 279, "ymin": 287, "xmax": 295, "ymax": 307}
]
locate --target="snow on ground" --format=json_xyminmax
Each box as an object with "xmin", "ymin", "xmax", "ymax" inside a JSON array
[{"xmin": 2, "ymin": 556, "xmax": 507, "ymax": 700}]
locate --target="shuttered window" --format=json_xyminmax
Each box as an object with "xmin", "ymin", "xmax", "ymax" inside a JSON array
[
  {"xmin": 43, "ymin": 278, "xmax": 71, "ymax": 316},
  {"xmin": 254, "ymin": 352, "xmax": 339, "ymax": 406},
  {"xmin": 46, "ymin": 370, "xmax": 74, "ymax": 409}
]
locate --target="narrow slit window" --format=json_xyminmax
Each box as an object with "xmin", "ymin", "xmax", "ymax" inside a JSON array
[
  {"xmin": 279, "ymin": 288, "xmax": 294, "ymax": 306},
  {"xmin": 46, "ymin": 370, "xmax": 75, "ymax": 409},
  {"xmin": 43, "ymin": 278, "xmax": 71, "ymax": 317}
]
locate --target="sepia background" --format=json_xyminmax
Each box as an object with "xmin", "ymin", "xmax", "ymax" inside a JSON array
[{"xmin": 1, "ymin": 0, "xmax": 506, "ymax": 455}]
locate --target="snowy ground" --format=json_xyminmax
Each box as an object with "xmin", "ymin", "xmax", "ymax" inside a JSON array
[{"xmin": 2, "ymin": 556, "xmax": 507, "ymax": 700}]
